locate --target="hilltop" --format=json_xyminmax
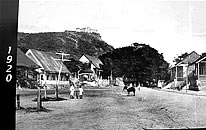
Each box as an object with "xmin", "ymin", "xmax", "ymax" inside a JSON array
[{"xmin": 17, "ymin": 29, "xmax": 114, "ymax": 59}]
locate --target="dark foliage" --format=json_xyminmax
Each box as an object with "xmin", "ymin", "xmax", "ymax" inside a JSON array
[
  {"xmin": 63, "ymin": 58, "xmax": 83, "ymax": 73},
  {"xmin": 16, "ymin": 67, "xmax": 40, "ymax": 89},
  {"xmin": 99, "ymin": 43, "xmax": 170, "ymax": 86}
]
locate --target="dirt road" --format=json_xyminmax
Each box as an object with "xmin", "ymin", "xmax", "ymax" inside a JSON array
[{"xmin": 16, "ymin": 86, "xmax": 206, "ymax": 130}]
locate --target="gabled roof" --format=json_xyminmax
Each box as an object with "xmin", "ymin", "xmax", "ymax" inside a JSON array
[
  {"xmin": 190, "ymin": 54, "xmax": 206, "ymax": 65},
  {"xmin": 176, "ymin": 51, "xmax": 200, "ymax": 66},
  {"xmin": 17, "ymin": 48, "xmax": 40, "ymax": 68},
  {"xmin": 26, "ymin": 49, "xmax": 70, "ymax": 73},
  {"xmin": 81, "ymin": 54, "xmax": 103, "ymax": 69}
]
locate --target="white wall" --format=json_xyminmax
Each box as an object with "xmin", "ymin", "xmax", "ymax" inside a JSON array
[
  {"xmin": 79, "ymin": 55, "xmax": 89, "ymax": 63},
  {"xmin": 79, "ymin": 55, "xmax": 95, "ymax": 72}
]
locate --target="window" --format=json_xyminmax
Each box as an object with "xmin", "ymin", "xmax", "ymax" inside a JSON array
[
  {"xmin": 199, "ymin": 62, "xmax": 206, "ymax": 75},
  {"xmin": 61, "ymin": 75, "xmax": 64, "ymax": 81},
  {"xmin": 41, "ymin": 75, "xmax": 43, "ymax": 80},
  {"xmin": 52, "ymin": 74, "xmax": 56, "ymax": 80},
  {"xmin": 177, "ymin": 66, "xmax": 183, "ymax": 78}
]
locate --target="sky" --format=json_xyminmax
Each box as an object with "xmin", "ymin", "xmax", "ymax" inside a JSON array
[{"xmin": 18, "ymin": 0, "xmax": 206, "ymax": 64}]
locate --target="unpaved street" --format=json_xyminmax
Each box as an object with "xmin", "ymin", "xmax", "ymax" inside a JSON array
[{"xmin": 16, "ymin": 86, "xmax": 206, "ymax": 130}]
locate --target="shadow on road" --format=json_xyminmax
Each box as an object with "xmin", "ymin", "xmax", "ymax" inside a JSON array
[
  {"xmin": 16, "ymin": 106, "xmax": 52, "ymax": 113},
  {"xmin": 32, "ymin": 96, "xmax": 67, "ymax": 102}
]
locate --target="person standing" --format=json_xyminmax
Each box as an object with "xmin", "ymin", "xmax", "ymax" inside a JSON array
[
  {"xmin": 75, "ymin": 81, "xmax": 79, "ymax": 99},
  {"xmin": 70, "ymin": 82, "xmax": 75, "ymax": 99},
  {"xmin": 16, "ymin": 80, "xmax": 21, "ymax": 109},
  {"xmin": 137, "ymin": 82, "xmax": 141, "ymax": 91},
  {"xmin": 79, "ymin": 84, "xmax": 84, "ymax": 99}
]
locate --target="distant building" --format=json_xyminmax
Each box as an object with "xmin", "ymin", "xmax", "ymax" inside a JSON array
[
  {"xmin": 79, "ymin": 54, "xmax": 103, "ymax": 81},
  {"xmin": 26, "ymin": 49, "xmax": 71, "ymax": 87},
  {"xmin": 76, "ymin": 27, "xmax": 98, "ymax": 33}
]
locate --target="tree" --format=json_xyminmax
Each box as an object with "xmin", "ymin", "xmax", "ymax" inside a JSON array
[{"xmin": 99, "ymin": 43, "xmax": 169, "ymax": 86}]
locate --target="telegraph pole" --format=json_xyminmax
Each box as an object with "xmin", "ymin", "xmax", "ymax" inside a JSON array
[
  {"xmin": 186, "ymin": 0, "xmax": 192, "ymax": 92},
  {"xmin": 54, "ymin": 52, "xmax": 70, "ymax": 99}
]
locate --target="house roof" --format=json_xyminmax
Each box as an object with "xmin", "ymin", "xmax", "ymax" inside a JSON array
[
  {"xmin": 17, "ymin": 48, "xmax": 40, "ymax": 68},
  {"xmin": 82, "ymin": 54, "xmax": 103, "ymax": 69},
  {"xmin": 27, "ymin": 49, "xmax": 71, "ymax": 73},
  {"xmin": 175, "ymin": 51, "xmax": 200, "ymax": 66},
  {"xmin": 190, "ymin": 54, "xmax": 206, "ymax": 65}
]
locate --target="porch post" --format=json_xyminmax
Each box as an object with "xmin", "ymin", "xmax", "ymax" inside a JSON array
[
  {"xmin": 100, "ymin": 70, "xmax": 102, "ymax": 80},
  {"xmin": 95, "ymin": 69, "xmax": 97, "ymax": 79},
  {"xmin": 197, "ymin": 63, "xmax": 200, "ymax": 86},
  {"xmin": 175, "ymin": 66, "xmax": 178, "ymax": 87},
  {"xmin": 186, "ymin": 64, "xmax": 188, "ymax": 92},
  {"xmin": 98, "ymin": 70, "xmax": 100, "ymax": 79},
  {"xmin": 44, "ymin": 73, "xmax": 47, "ymax": 99}
]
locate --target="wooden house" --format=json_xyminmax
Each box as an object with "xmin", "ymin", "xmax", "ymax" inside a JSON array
[
  {"xmin": 170, "ymin": 51, "xmax": 200, "ymax": 89},
  {"xmin": 17, "ymin": 48, "xmax": 40, "ymax": 88},
  {"xmin": 79, "ymin": 54, "xmax": 103, "ymax": 81},
  {"xmin": 25, "ymin": 49, "xmax": 71, "ymax": 87},
  {"xmin": 189, "ymin": 54, "xmax": 206, "ymax": 90}
]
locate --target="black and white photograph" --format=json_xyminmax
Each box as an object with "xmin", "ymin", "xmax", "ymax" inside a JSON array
[{"xmin": 14, "ymin": 0, "xmax": 206, "ymax": 129}]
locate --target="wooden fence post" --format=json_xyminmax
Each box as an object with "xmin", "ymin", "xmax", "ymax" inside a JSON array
[
  {"xmin": 55, "ymin": 84, "xmax": 58, "ymax": 99},
  {"xmin": 37, "ymin": 87, "xmax": 42, "ymax": 110},
  {"xmin": 16, "ymin": 94, "xmax": 20, "ymax": 109},
  {"xmin": 44, "ymin": 84, "xmax": 47, "ymax": 99}
]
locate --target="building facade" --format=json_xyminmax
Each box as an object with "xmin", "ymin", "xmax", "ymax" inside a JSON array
[
  {"xmin": 26, "ymin": 49, "xmax": 71, "ymax": 87},
  {"xmin": 79, "ymin": 54, "xmax": 103, "ymax": 82},
  {"xmin": 190, "ymin": 54, "xmax": 206, "ymax": 90},
  {"xmin": 170, "ymin": 51, "xmax": 200, "ymax": 90}
]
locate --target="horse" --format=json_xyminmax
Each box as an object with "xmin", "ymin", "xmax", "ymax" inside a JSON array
[{"xmin": 123, "ymin": 85, "xmax": 135, "ymax": 96}]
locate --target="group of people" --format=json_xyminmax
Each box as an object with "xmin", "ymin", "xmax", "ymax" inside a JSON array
[{"xmin": 69, "ymin": 81, "xmax": 84, "ymax": 99}]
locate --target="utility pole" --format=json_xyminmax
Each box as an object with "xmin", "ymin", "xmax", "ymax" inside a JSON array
[
  {"xmin": 186, "ymin": 0, "xmax": 192, "ymax": 92},
  {"xmin": 189, "ymin": 0, "xmax": 192, "ymax": 37},
  {"xmin": 54, "ymin": 52, "xmax": 70, "ymax": 99}
]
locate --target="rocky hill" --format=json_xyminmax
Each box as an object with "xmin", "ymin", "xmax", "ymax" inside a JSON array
[{"xmin": 17, "ymin": 30, "xmax": 114, "ymax": 59}]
